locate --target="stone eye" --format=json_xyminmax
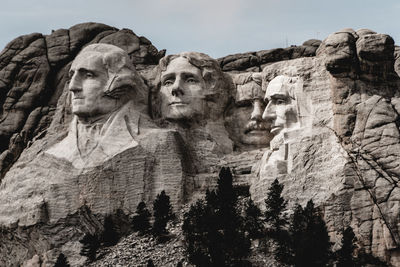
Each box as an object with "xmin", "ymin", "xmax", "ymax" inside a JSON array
[
  {"xmin": 186, "ymin": 77, "xmax": 197, "ymax": 83},
  {"xmin": 85, "ymin": 72, "xmax": 94, "ymax": 78},
  {"xmin": 163, "ymin": 80, "xmax": 173, "ymax": 86},
  {"xmin": 276, "ymin": 98, "xmax": 286, "ymax": 105}
]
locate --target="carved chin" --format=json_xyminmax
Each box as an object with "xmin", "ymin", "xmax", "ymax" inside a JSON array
[
  {"xmin": 164, "ymin": 105, "xmax": 194, "ymax": 120},
  {"xmin": 163, "ymin": 104, "xmax": 204, "ymax": 121}
]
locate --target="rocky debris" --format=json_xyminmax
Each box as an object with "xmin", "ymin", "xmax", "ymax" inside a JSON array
[
  {"xmin": 217, "ymin": 39, "xmax": 321, "ymax": 72},
  {"xmin": 88, "ymin": 223, "xmax": 187, "ymax": 267},
  {"xmin": 0, "ymin": 22, "xmax": 165, "ymax": 179}
]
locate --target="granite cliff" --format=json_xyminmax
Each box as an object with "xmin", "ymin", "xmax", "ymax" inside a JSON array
[{"xmin": 0, "ymin": 22, "xmax": 399, "ymax": 266}]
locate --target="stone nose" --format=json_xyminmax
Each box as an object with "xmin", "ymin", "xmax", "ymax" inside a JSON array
[
  {"xmin": 250, "ymin": 99, "xmax": 264, "ymax": 122},
  {"xmin": 262, "ymin": 102, "xmax": 276, "ymax": 121},
  {"xmin": 68, "ymin": 73, "xmax": 82, "ymax": 93},
  {"xmin": 171, "ymin": 77, "xmax": 184, "ymax": 97}
]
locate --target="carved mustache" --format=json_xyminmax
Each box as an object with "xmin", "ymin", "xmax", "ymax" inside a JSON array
[{"xmin": 244, "ymin": 121, "xmax": 269, "ymax": 134}]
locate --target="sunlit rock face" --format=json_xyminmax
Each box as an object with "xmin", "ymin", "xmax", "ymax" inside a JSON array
[
  {"xmin": 249, "ymin": 55, "xmax": 346, "ymax": 211},
  {"xmin": 250, "ymin": 28, "xmax": 400, "ymax": 266},
  {"xmin": 151, "ymin": 52, "xmax": 234, "ymax": 181},
  {"xmin": 318, "ymin": 28, "xmax": 400, "ymax": 266}
]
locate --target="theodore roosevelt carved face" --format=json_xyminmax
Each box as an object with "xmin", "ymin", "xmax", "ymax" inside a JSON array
[{"xmin": 225, "ymin": 73, "xmax": 272, "ymax": 149}]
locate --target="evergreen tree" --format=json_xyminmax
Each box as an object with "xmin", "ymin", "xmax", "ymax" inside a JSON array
[
  {"xmin": 244, "ymin": 198, "xmax": 264, "ymax": 239},
  {"xmin": 263, "ymin": 179, "xmax": 290, "ymax": 263},
  {"xmin": 336, "ymin": 226, "xmax": 357, "ymax": 267},
  {"xmin": 132, "ymin": 201, "xmax": 151, "ymax": 234},
  {"xmin": 182, "ymin": 167, "xmax": 250, "ymax": 267},
  {"xmin": 276, "ymin": 203, "xmax": 305, "ymax": 265},
  {"xmin": 79, "ymin": 233, "xmax": 99, "ymax": 262},
  {"xmin": 54, "ymin": 253, "xmax": 70, "ymax": 267},
  {"xmin": 215, "ymin": 167, "xmax": 250, "ymax": 266},
  {"xmin": 285, "ymin": 200, "xmax": 332, "ymax": 267},
  {"xmin": 264, "ymin": 178, "xmax": 287, "ymax": 235},
  {"xmin": 183, "ymin": 199, "xmax": 217, "ymax": 266},
  {"xmin": 152, "ymin": 190, "xmax": 174, "ymax": 236},
  {"xmin": 304, "ymin": 200, "xmax": 332, "ymax": 267},
  {"xmin": 102, "ymin": 215, "xmax": 119, "ymax": 246}
]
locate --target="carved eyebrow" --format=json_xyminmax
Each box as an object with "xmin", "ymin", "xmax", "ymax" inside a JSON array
[
  {"xmin": 161, "ymin": 73, "xmax": 175, "ymax": 82},
  {"xmin": 77, "ymin": 68, "xmax": 95, "ymax": 74},
  {"xmin": 271, "ymin": 93, "xmax": 288, "ymax": 98},
  {"xmin": 268, "ymin": 93, "xmax": 289, "ymax": 100},
  {"xmin": 181, "ymin": 72, "xmax": 198, "ymax": 78}
]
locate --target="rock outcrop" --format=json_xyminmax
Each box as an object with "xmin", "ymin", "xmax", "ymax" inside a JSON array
[
  {"xmin": 0, "ymin": 23, "xmax": 399, "ymax": 267},
  {"xmin": 250, "ymin": 28, "xmax": 400, "ymax": 266},
  {"xmin": 217, "ymin": 39, "xmax": 321, "ymax": 72}
]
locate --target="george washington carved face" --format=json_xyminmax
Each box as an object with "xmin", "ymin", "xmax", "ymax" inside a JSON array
[
  {"xmin": 69, "ymin": 51, "xmax": 113, "ymax": 118},
  {"xmin": 68, "ymin": 43, "xmax": 143, "ymax": 121}
]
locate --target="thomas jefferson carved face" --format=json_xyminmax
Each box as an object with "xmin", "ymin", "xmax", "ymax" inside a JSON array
[
  {"xmin": 69, "ymin": 51, "xmax": 117, "ymax": 119},
  {"xmin": 262, "ymin": 75, "xmax": 299, "ymax": 136},
  {"xmin": 159, "ymin": 57, "xmax": 207, "ymax": 121}
]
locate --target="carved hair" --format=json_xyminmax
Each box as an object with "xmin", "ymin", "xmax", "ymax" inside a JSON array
[
  {"xmin": 76, "ymin": 43, "xmax": 147, "ymax": 104},
  {"xmin": 151, "ymin": 52, "xmax": 232, "ymax": 120}
]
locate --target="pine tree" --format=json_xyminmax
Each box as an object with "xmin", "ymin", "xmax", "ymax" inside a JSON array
[
  {"xmin": 243, "ymin": 198, "xmax": 264, "ymax": 239},
  {"xmin": 286, "ymin": 200, "xmax": 332, "ymax": 267},
  {"xmin": 152, "ymin": 190, "xmax": 174, "ymax": 237},
  {"xmin": 216, "ymin": 167, "xmax": 250, "ymax": 266},
  {"xmin": 264, "ymin": 178, "xmax": 287, "ymax": 235},
  {"xmin": 337, "ymin": 226, "xmax": 357, "ymax": 267},
  {"xmin": 102, "ymin": 215, "xmax": 119, "ymax": 246},
  {"xmin": 276, "ymin": 203, "xmax": 305, "ymax": 265},
  {"xmin": 183, "ymin": 199, "xmax": 216, "ymax": 266},
  {"xmin": 54, "ymin": 253, "xmax": 70, "ymax": 267},
  {"xmin": 132, "ymin": 201, "xmax": 151, "ymax": 234},
  {"xmin": 263, "ymin": 179, "xmax": 290, "ymax": 263},
  {"xmin": 182, "ymin": 167, "xmax": 250, "ymax": 267},
  {"xmin": 79, "ymin": 233, "xmax": 99, "ymax": 262}
]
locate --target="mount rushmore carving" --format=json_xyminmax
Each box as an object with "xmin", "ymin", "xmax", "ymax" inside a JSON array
[{"xmin": 0, "ymin": 23, "xmax": 399, "ymax": 266}]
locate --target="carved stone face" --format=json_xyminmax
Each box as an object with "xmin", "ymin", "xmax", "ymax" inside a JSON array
[
  {"xmin": 225, "ymin": 74, "xmax": 271, "ymax": 148},
  {"xmin": 262, "ymin": 76, "xmax": 298, "ymax": 136},
  {"xmin": 234, "ymin": 98, "xmax": 271, "ymax": 146},
  {"xmin": 68, "ymin": 52, "xmax": 117, "ymax": 119},
  {"xmin": 159, "ymin": 57, "xmax": 206, "ymax": 121}
]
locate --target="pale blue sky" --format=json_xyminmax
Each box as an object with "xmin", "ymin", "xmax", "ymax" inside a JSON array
[{"xmin": 0, "ymin": 0, "xmax": 399, "ymax": 58}]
